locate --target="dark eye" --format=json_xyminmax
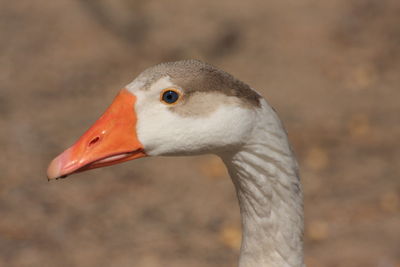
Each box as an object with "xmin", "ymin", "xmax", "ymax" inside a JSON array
[{"xmin": 161, "ymin": 89, "xmax": 180, "ymax": 104}]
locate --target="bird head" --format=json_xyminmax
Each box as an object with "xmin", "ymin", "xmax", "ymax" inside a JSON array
[{"xmin": 47, "ymin": 60, "xmax": 261, "ymax": 179}]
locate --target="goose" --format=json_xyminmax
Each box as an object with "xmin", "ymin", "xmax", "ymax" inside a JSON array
[{"xmin": 47, "ymin": 59, "xmax": 304, "ymax": 267}]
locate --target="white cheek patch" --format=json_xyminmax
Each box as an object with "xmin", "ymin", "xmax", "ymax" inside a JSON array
[{"xmin": 136, "ymin": 101, "xmax": 256, "ymax": 156}]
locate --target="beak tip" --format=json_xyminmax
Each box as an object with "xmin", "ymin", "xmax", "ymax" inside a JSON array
[
  {"xmin": 47, "ymin": 148, "xmax": 73, "ymax": 180},
  {"xmin": 47, "ymin": 158, "xmax": 61, "ymax": 180}
]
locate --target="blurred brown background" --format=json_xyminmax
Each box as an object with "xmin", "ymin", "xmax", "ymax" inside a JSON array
[{"xmin": 1, "ymin": 0, "xmax": 400, "ymax": 266}]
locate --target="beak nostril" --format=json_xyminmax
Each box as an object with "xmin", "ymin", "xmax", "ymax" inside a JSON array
[{"xmin": 88, "ymin": 136, "xmax": 100, "ymax": 147}]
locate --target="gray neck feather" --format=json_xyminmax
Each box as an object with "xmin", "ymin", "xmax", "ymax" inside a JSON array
[{"xmin": 220, "ymin": 100, "xmax": 304, "ymax": 267}]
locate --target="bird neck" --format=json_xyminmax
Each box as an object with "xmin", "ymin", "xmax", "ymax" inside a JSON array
[{"xmin": 220, "ymin": 101, "xmax": 304, "ymax": 267}]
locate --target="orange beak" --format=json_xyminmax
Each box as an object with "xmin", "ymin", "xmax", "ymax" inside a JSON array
[{"xmin": 47, "ymin": 89, "xmax": 146, "ymax": 180}]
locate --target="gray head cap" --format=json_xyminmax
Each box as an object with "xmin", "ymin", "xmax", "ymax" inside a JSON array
[{"xmin": 137, "ymin": 59, "xmax": 261, "ymax": 107}]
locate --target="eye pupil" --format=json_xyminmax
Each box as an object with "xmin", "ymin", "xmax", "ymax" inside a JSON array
[{"xmin": 162, "ymin": 90, "xmax": 179, "ymax": 104}]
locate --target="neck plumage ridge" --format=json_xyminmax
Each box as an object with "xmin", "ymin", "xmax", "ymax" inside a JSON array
[{"xmin": 220, "ymin": 100, "xmax": 304, "ymax": 267}]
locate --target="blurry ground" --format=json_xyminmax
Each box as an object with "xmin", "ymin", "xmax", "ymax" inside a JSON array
[{"xmin": 1, "ymin": 0, "xmax": 400, "ymax": 266}]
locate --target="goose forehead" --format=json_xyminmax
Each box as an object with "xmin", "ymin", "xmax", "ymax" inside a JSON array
[{"xmin": 126, "ymin": 76, "xmax": 175, "ymax": 94}]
